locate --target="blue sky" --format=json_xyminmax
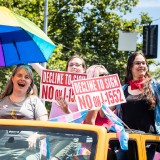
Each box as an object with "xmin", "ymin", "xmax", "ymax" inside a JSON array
[
  {"xmin": 124, "ymin": 0, "xmax": 160, "ymax": 25},
  {"xmin": 124, "ymin": 0, "xmax": 160, "ymax": 22},
  {"xmin": 123, "ymin": 0, "xmax": 160, "ymax": 70}
]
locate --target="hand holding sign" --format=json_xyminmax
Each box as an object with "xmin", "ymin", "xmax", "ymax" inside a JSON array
[
  {"xmin": 40, "ymin": 69, "xmax": 87, "ymax": 102},
  {"xmin": 71, "ymin": 74, "xmax": 126, "ymax": 111},
  {"xmin": 56, "ymin": 97, "xmax": 71, "ymax": 114}
]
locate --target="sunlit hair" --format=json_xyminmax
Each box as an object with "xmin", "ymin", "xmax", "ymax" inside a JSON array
[
  {"xmin": 65, "ymin": 55, "xmax": 86, "ymax": 71},
  {"xmin": 86, "ymin": 65, "xmax": 109, "ymax": 78},
  {"xmin": 125, "ymin": 51, "xmax": 156, "ymax": 109},
  {"xmin": 0, "ymin": 64, "xmax": 34, "ymax": 99}
]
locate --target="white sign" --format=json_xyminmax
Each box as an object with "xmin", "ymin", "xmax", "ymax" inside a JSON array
[
  {"xmin": 40, "ymin": 69, "xmax": 87, "ymax": 102},
  {"xmin": 72, "ymin": 74, "xmax": 126, "ymax": 110},
  {"xmin": 118, "ymin": 31, "xmax": 138, "ymax": 51}
]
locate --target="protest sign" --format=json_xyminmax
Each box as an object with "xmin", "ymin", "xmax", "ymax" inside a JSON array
[
  {"xmin": 71, "ymin": 74, "xmax": 126, "ymax": 110},
  {"xmin": 40, "ymin": 69, "xmax": 87, "ymax": 102}
]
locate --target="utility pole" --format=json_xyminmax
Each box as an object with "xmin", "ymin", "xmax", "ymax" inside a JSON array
[
  {"xmin": 43, "ymin": 0, "xmax": 48, "ymax": 69},
  {"xmin": 42, "ymin": 0, "xmax": 48, "ymax": 105}
]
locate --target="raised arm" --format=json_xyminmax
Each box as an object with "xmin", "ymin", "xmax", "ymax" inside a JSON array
[{"xmin": 30, "ymin": 63, "xmax": 44, "ymax": 76}]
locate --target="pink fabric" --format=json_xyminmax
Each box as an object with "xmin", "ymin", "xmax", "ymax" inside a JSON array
[
  {"xmin": 95, "ymin": 112, "xmax": 113, "ymax": 128},
  {"xmin": 83, "ymin": 112, "xmax": 113, "ymax": 128},
  {"xmin": 49, "ymin": 102, "xmax": 79, "ymax": 119},
  {"xmin": 153, "ymin": 152, "xmax": 160, "ymax": 160},
  {"xmin": 40, "ymin": 138, "xmax": 47, "ymax": 157},
  {"xmin": 49, "ymin": 110, "xmax": 88, "ymax": 124}
]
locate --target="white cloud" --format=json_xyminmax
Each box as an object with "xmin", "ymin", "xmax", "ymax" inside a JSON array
[{"xmin": 137, "ymin": 0, "xmax": 160, "ymax": 8}]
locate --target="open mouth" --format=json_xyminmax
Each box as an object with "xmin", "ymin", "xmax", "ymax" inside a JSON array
[{"xmin": 17, "ymin": 83, "xmax": 25, "ymax": 87}]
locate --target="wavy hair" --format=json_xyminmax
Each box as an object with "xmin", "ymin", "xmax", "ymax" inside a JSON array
[
  {"xmin": 0, "ymin": 64, "xmax": 34, "ymax": 99},
  {"xmin": 86, "ymin": 65, "xmax": 109, "ymax": 78},
  {"xmin": 125, "ymin": 52, "xmax": 156, "ymax": 109}
]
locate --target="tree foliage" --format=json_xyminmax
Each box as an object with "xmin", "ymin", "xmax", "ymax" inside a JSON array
[{"xmin": 0, "ymin": 0, "xmax": 158, "ymax": 98}]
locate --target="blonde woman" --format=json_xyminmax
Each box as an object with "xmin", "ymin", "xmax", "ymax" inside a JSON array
[{"xmin": 83, "ymin": 65, "xmax": 113, "ymax": 128}]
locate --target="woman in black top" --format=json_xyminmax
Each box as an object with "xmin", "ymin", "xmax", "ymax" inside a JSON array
[{"xmin": 115, "ymin": 52, "xmax": 158, "ymax": 160}]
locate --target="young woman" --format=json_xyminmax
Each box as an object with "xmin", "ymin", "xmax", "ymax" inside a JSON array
[
  {"xmin": 50, "ymin": 55, "xmax": 86, "ymax": 117},
  {"xmin": 0, "ymin": 64, "xmax": 48, "ymax": 159},
  {"xmin": 0, "ymin": 64, "xmax": 48, "ymax": 120},
  {"xmin": 115, "ymin": 52, "xmax": 160, "ymax": 160},
  {"xmin": 30, "ymin": 55, "xmax": 86, "ymax": 159},
  {"xmin": 83, "ymin": 65, "xmax": 113, "ymax": 129},
  {"xmin": 55, "ymin": 64, "xmax": 113, "ymax": 129},
  {"xmin": 30, "ymin": 55, "xmax": 86, "ymax": 117}
]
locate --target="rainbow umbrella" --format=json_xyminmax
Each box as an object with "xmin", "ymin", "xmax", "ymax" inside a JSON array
[{"xmin": 0, "ymin": 6, "xmax": 56, "ymax": 67}]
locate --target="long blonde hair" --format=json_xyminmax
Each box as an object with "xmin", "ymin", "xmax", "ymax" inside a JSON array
[
  {"xmin": 0, "ymin": 64, "xmax": 34, "ymax": 99},
  {"xmin": 86, "ymin": 65, "xmax": 109, "ymax": 78}
]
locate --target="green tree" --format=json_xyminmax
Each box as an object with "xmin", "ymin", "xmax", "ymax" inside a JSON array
[{"xmin": 0, "ymin": 0, "xmax": 159, "ymax": 106}]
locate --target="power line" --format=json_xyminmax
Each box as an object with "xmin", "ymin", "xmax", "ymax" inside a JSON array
[{"xmin": 152, "ymin": 17, "xmax": 160, "ymax": 22}]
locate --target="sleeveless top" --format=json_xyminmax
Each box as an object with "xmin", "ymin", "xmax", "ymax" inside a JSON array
[
  {"xmin": 121, "ymin": 86, "xmax": 156, "ymax": 133},
  {"xmin": 95, "ymin": 112, "xmax": 113, "ymax": 128}
]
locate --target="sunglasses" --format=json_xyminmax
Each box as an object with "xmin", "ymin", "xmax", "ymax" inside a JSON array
[{"xmin": 99, "ymin": 73, "xmax": 109, "ymax": 77}]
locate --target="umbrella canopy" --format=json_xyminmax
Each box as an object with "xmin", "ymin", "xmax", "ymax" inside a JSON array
[{"xmin": 0, "ymin": 6, "xmax": 56, "ymax": 67}]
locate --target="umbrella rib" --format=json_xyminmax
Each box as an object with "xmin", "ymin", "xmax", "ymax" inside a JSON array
[
  {"xmin": 0, "ymin": 39, "xmax": 6, "ymax": 67},
  {"xmin": 13, "ymin": 41, "xmax": 20, "ymax": 60}
]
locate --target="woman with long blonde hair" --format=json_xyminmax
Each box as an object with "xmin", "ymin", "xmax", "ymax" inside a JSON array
[{"xmin": 83, "ymin": 65, "xmax": 113, "ymax": 128}]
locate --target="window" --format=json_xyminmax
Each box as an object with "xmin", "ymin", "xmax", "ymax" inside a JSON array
[
  {"xmin": 107, "ymin": 139, "xmax": 138, "ymax": 160},
  {"xmin": 0, "ymin": 126, "xmax": 98, "ymax": 160},
  {"xmin": 145, "ymin": 141, "xmax": 160, "ymax": 160}
]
